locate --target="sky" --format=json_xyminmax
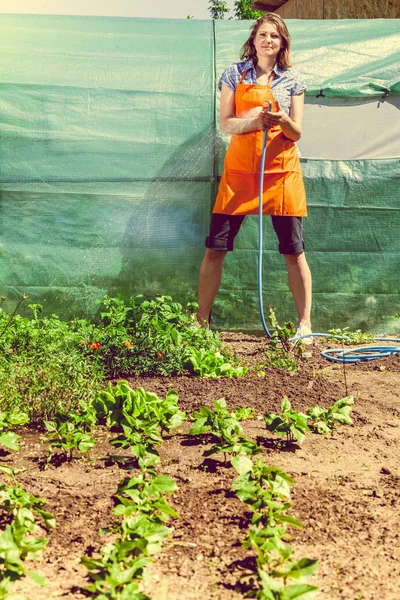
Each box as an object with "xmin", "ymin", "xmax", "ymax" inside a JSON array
[{"xmin": 0, "ymin": 0, "xmax": 237, "ymax": 20}]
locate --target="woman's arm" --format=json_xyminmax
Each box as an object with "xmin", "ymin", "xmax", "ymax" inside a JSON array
[
  {"xmin": 260, "ymin": 92, "xmax": 304, "ymax": 142},
  {"xmin": 220, "ymin": 83, "xmax": 264, "ymax": 135}
]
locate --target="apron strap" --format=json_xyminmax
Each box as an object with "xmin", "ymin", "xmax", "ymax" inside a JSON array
[{"xmin": 238, "ymin": 70, "xmax": 248, "ymax": 85}]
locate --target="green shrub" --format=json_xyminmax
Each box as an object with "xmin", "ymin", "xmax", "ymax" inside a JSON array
[
  {"xmin": 0, "ymin": 308, "xmax": 104, "ymax": 419},
  {"xmin": 87, "ymin": 295, "xmax": 230, "ymax": 377}
]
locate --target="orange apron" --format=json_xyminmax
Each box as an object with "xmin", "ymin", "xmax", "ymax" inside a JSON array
[{"xmin": 213, "ymin": 72, "xmax": 307, "ymax": 216}]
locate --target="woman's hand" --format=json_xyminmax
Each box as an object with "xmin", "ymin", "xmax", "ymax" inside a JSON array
[
  {"xmin": 259, "ymin": 95, "xmax": 304, "ymax": 142},
  {"xmin": 259, "ymin": 101, "xmax": 288, "ymax": 129}
]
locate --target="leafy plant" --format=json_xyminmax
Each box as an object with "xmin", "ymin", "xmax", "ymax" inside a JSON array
[
  {"xmin": 327, "ymin": 327, "xmax": 375, "ymax": 345},
  {"xmin": 257, "ymin": 308, "xmax": 304, "ymax": 373},
  {"xmin": 190, "ymin": 399, "xmax": 259, "ymax": 461},
  {"xmin": 81, "ymin": 544, "xmax": 151, "ymax": 600},
  {"xmin": 184, "ymin": 348, "xmax": 247, "ymax": 378},
  {"xmin": 0, "ymin": 305, "xmax": 104, "ymax": 419},
  {"xmin": 231, "ymin": 456, "xmax": 318, "ymax": 599},
  {"xmin": 82, "ymin": 470, "xmax": 179, "ymax": 599},
  {"xmin": 233, "ymin": 407, "xmax": 256, "ymax": 421},
  {"xmin": 265, "ymin": 398, "xmax": 310, "ymax": 445},
  {"xmin": 0, "ymin": 411, "xmax": 29, "ymax": 452},
  {"xmin": 0, "ymin": 480, "xmax": 55, "ymax": 596},
  {"xmin": 115, "ymin": 473, "xmax": 179, "ymax": 524},
  {"xmin": 231, "ymin": 457, "xmax": 298, "ymax": 527},
  {"xmin": 95, "ymin": 382, "xmax": 185, "ymax": 436},
  {"xmin": 307, "ymin": 396, "xmax": 354, "ymax": 434},
  {"xmin": 94, "ymin": 381, "xmax": 186, "ymax": 469},
  {"xmin": 91, "ymin": 295, "xmax": 225, "ymax": 378},
  {"xmin": 256, "ymin": 569, "xmax": 318, "ymax": 599},
  {"xmin": 43, "ymin": 417, "xmax": 96, "ymax": 462}
]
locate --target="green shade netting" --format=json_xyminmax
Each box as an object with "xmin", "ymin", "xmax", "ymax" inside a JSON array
[{"xmin": 0, "ymin": 15, "xmax": 399, "ymax": 333}]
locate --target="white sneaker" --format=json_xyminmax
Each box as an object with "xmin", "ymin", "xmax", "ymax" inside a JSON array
[{"xmin": 295, "ymin": 324, "xmax": 313, "ymax": 345}]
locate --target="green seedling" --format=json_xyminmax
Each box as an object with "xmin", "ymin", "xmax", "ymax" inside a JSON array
[
  {"xmin": 0, "ymin": 410, "xmax": 29, "ymax": 452},
  {"xmin": 231, "ymin": 456, "xmax": 318, "ymax": 597},
  {"xmin": 115, "ymin": 473, "xmax": 179, "ymax": 524},
  {"xmin": 0, "ymin": 484, "xmax": 55, "ymax": 531},
  {"xmin": 184, "ymin": 348, "xmax": 247, "ymax": 378},
  {"xmin": 0, "ymin": 481, "xmax": 54, "ymax": 595},
  {"xmin": 233, "ymin": 407, "xmax": 256, "ymax": 421},
  {"xmin": 231, "ymin": 457, "xmax": 299, "ymax": 527},
  {"xmin": 256, "ymin": 568, "xmax": 318, "ymax": 599},
  {"xmin": 82, "ymin": 469, "xmax": 179, "ymax": 599},
  {"xmin": 327, "ymin": 327, "xmax": 375, "ymax": 345},
  {"xmin": 307, "ymin": 396, "xmax": 354, "ymax": 434},
  {"xmin": 190, "ymin": 399, "xmax": 259, "ymax": 461},
  {"xmin": 82, "ymin": 542, "xmax": 151, "ymax": 599},
  {"xmin": 43, "ymin": 418, "xmax": 96, "ymax": 462},
  {"xmin": 265, "ymin": 398, "xmax": 310, "ymax": 445},
  {"xmin": 96, "ymin": 382, "xmax": 185, "ymax": 467}
]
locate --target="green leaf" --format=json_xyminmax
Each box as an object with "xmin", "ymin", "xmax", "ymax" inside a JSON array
[
  {"xmin": 281, "ymin": 397, "xmax": 291, "ymax": 413},
  {"xmin": 77, "ymin": 434, "xmax": 96, "ymax": 453},
  {"xmin": 231, "ymin": 455, "xmax": 254, "ymax": 475},
  {"xmin": 0, "ymin": 464, "xmax": 15, "ymax": 478},
  {"xmin": 0, "ymin": 431, "xmax": 20, "ymax": 451},
  {"xmin": 146, "ymin": 475, "xmax": 177, "ymax": 495},
  {"xmin": 284, "ymin": 584, "xmax": 319, "ymax": 599},
  {"xmin": 189, "ymin": 417, "xmax": 210, "ymax": 435},
  {"xmin": 26, "ymin": 570, "xmax": 47, "ymax": 586},
  {"xmin": 278, "ymin": 514, "xmax": 303, "ymax": 529},
  {"xmin": 43, "ymin": 420, "xmax": 57, "ymax": 432},
  {"xmin": 214, "ymin": 398, "xmax": 227, "ymax": 410},
  {"xmin": 290, "ymin": 425, "xmax": 306, "ymax": 445}
]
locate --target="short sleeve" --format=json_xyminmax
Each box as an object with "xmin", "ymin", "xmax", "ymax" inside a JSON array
[
  {"xmin": 291, "ymin": 70, "xmax": 307, "ymax": 96},
  {"xmin": 218, "ymin": 64, "xmax": 238, "ymax": 92}
]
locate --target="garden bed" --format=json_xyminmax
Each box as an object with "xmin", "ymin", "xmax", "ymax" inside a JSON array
[{"xmin": 2, "ymin": 333, "xmax": 400, "ymax": 600}]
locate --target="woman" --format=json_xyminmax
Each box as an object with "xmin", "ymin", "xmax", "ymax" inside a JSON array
[{"xmin": 197, "ymin": 13, "xmax": 312, "ymax": 342}]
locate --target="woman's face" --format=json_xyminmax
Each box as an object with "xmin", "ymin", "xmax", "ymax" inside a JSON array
[{"xmin": 253, "ymin": 22, "xmax": 283, "ymax": 62}]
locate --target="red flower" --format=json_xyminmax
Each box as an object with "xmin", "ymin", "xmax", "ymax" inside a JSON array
[
  {"xmin": 90, "ymin": 342, "xmax": 100, "ymax": 350},
  {"xmin": 156, "ymin": 352, "xmax": 163, "ymax": 358}
]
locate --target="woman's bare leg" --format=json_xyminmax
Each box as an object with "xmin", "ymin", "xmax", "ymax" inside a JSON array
[
  {"xmin": 283, "ymin": 251, "xmax": 312, "ymax": 328},
  {"xmin": 197, "ymin": 248, "xmax": 227, "ymax": 325}
]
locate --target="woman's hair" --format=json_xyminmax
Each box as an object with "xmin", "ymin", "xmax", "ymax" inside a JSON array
[{"xmin": 240, "ymin": 13, "xmax": 292, "ymax": 69}]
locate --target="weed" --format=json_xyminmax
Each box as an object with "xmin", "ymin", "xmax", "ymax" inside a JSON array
[
  {"xmin": 256, "ymin": 308, "xmax": 303, "ymax": 373},
  {"xmin": 327, "ymin": 327, "xmax": 375, "ymax": 345}
]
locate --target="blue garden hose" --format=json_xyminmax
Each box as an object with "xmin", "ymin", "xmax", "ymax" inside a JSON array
[{"xmin": 257, "ymin": 127, "xmax": 400, "ymax": 363}]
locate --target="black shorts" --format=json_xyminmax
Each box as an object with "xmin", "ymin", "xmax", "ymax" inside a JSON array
[{"xmin": 205, "ymin": 214, "xmax": 305, "ymax": 255}]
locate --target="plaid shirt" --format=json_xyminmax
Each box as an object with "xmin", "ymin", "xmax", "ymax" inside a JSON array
[{"xmin": 218, "ymin": 60, "xmax": 306, "ymax": 116}]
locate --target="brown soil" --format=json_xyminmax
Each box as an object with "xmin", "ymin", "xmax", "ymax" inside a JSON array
[{"xmin": 2, "ymin": 334, "xmax": 400, "ymax": 600}]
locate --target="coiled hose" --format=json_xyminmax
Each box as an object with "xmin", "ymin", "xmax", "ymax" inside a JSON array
[{"xmin": 257, "ymin": 128, "xmax": 400, "ymax": 363}]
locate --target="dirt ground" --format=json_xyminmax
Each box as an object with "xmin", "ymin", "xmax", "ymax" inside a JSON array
[{"xmin": 3, "ymin": 333, "xmax": 400, "ymax": 600}]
